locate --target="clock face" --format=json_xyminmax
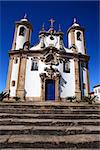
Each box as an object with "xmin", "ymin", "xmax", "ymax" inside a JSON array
[{"xmin": 45, "ymin": 35, "xmax": 58, "ymax": 46}]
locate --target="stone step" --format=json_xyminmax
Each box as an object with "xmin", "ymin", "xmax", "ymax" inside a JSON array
[
  {"xmin": 0, "ymin": 118, "xmax": 100, "ymax": 126},
  {"xmin": 0, "ymin": 102, "xmax": 99, "ymax": 149},
  {"xmin": 1, "ymin": 149, "xmax": 96, "ymax": 150},
  {"xmin": 0, "ymin": 134, "xmax": 99, "ymax": 148},
  {"xmin": 0, "ymin": 125, "xmax": 100, "ymax": 135},
  {"xmin": 0, "ymin": 108, "xmax": 100, "ymax": 114},
  {"xmin": 0, "ymin": 102, "xmax": 99, "ymax": 110},
  {"xmin": 0, "ymin": 113, "xmax": 100, "ymax": 119}
]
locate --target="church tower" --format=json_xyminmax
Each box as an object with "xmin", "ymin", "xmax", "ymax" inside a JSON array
[
  {"xmin": 6, "ymin": 15, "xmax": 33, "ymax": 98},
  {"xmin": 12, "ymin": 14, "xmax": 32, "ymax": 50},
  {"xmin": 67, "ymin": 18, "xmax": 90, "ymax": 98},
  {"xmin": 67, "ymin": 18, "xmax": 86, "ymax": 54}
]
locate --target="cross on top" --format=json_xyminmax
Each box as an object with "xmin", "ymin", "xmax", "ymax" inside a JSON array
[
  {"xmin": 74, "ymin": 18, "xmax": 76, "ymax": 23},
  {"xmin": 24, "ymin": 13, "xmax": 27, "ymax": 19},
  {"xmin": 49, "ymin": 18, "xmax": 55, "ymax": 28}
]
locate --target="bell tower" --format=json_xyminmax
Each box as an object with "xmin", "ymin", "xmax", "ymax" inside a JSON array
[
  {"xmin": 6, "ymin": 15, "xmax": 33, "ymax": 99},
  {"xmin": 67, "ymin": 18, "xmax": 86, "ymax": 54},
  {"xmin": 12, "ymin": 14, "xmax": 33, "ymax": 50},
  {"xmin": 67, "ymin": 18, "xmax": 90, "ymax": 98}
]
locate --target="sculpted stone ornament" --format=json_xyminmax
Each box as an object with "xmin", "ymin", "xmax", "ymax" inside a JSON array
[
  {"xmin": 40, "ymin": 66, "xmax": 60, "ymax": 81},
  {"xmin": 40, "ymin": 65, "xmax": 61, "ymax": 101},
  {"xmin": 45, "ymin": 54, "xmax": 54, "ymax": 63},
  {"xmin": 44, "ymin": 50, "xmax": 59, "ymax": 65},
  {"xmin": 39, "ymin": 73, "xmax": 46, "ymax": 81},
  {"xmin": 44, "ymin": 66, "xmax": 61, "ymax": 79}
]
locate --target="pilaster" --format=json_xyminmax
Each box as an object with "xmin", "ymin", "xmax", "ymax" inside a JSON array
[
  {"xmin": 55, "ymin": 77, "xmax": 60, "ymax": 101},
  {"xmin": 16, "ymin": 54, "xmax": 27, "ymax": 98},
  {"xmin": 70, "ymin": 30, "xmax": 75, "ymax": 45},
  {"xmin": 74, "ymin": 58, "xmax": 81, "ymax": 101},
  {"xmin": 86, "ymin": 62, "xmax": 90, "ymax": 95},
  {"xmin": 26, "ymin": 28, "xmax": 30, "ymax": 41},
  {"xmin": 6, "ymin": 56, "xmax": 13, "ymax": 93}
]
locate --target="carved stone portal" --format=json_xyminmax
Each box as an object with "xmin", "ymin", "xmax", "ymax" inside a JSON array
[{"xmin": 40, "ymin": 66, "xmax": 61, "ymax": 101}]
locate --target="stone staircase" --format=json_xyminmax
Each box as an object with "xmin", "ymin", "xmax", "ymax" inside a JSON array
[{"xmin": 0, "ymin": 102, "xmax": 100, "ymax": 149}]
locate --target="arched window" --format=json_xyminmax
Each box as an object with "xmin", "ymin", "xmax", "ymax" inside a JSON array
[
  {"xmin": 19, "ymin": 27, "xmax": 26, "ymax": 36},
  {"xmin": 14, "ymin": 57, "xmax": 18, "ymax": 64},
  {"xmin": 77, "ymin": 32, "xmax": 81, "ymax": 41},
  {"xmin": 12, "ymin": 80, "xmax": 15, "ymax": 86},
  {"xmin": 98, "ymin": 88, "xmax": 100, "ymax": 93},
  {"xmin": 23, "ymin": 41, "xmax": 30, "ymax": 50}
]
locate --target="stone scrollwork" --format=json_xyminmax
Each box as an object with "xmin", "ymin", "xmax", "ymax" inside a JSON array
[
  {"xmin": 42, "ymin": 50, "xmax": 59, "ymax": 65},
  {"xmin": 40, "ymin": 66, "xmax": 61, "ymax": 81},
  {"xmin": 44, "ymin": 66, "xmax": 60, "ymax": 79},
  {"xmin": 39, "ymin": 73, "xmax": 46, "ymax": 82}
]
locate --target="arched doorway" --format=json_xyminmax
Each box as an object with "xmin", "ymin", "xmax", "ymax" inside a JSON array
[{"xmin": 45, "ymin": 79, "xmax": 55, "ymax": 100}]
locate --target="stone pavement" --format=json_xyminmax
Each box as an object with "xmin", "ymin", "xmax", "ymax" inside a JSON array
[{"xmin": 0, "ymin": 101, "xmax": 100, "ymax": 149}]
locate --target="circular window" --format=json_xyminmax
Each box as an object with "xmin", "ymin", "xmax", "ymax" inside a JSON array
[{"xmin": 50, "ymin": 36, "xmax": 54, "ymax": 40}]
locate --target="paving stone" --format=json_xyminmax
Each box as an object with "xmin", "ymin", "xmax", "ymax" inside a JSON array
[{"xmin": 0, "ymin": 102, "xmax": 100, "ymax": 149}]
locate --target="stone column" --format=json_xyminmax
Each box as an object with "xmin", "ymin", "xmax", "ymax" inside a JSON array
[
  {"xmin": 41, "ymin": 79, "xmax": 45, "ymax": 102},
  {"xmin": 16, "ymin": 55, "xmax": 27, "ymax": 99},
  {"xmin": 55, "ymin": 75, "xmax": 60, "ymax": 101},
  {"xmin": 74, "ymin": 58, "xmax": 81, "ymax": 102},
  {"xmin": 26, "ymin": 29, "xmax": 30, "ymax": 42},
  {"xmin": 86, "ymin": 62, "xmax": 90, "ymax": 95},
  {"xmin": 6, "ymin": 56, "xmax": 13, "ymax": 93},
  {"xmin": 40, "ymin": 73, "xmax": 46, "ymax": 101}
]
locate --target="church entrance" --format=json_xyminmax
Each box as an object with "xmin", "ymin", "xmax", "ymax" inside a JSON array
[{"xmin": 45, "ymin": 79, "xmax": 55, "ymax": 100}]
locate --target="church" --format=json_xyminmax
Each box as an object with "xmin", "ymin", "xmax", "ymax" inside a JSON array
[{"xmin": 6, "ymin": 15, "xmax": 90, "ymax": 102}]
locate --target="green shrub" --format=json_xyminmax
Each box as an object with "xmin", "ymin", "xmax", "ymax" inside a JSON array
[
  {"xmin": 66, "ymin": 96, "xmax": 76, "ymax": 102},
  {"xmin": 13, "ymin": 97, "xmax": 20, "ymax": 102},
  {"xmin": 82, "ymin": 96, "xmax": 96, "ymax": 104},
  {"xmin": 0, "ymin": 91, "xmax": 9, "ymax": 102}
]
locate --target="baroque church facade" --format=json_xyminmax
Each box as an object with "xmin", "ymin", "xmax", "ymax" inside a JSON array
[{"xmin": 6, "ymin": 16, "xmax": 90, "ymax": 101}]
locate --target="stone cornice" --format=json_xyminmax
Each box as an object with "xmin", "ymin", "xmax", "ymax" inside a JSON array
[
  {"xmin": 15, "ymin": 21, "xmax": 33, "ymax": 31},
  {"xmin": 67, "ymin": 26, "xmax": 85, "ymax": 34},
  {"xmin": 39, "ymin": 31, "xmax": 64, "ymax": 36},
  {"xmin": 9, "ymin": 49, "xmax": 90, "ymax": 62}
]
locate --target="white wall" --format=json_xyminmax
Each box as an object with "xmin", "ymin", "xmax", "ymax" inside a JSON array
[
  {"xmin": 25, "ymin": 57, "xmax": 41, "ymax": 97},
  {"xmin": 10, "ymin": 58, "xmax": 20, "ymax": 97},
  {"xmin": 93, "ymin": 86, "xmax": 100, "ymax": 101},
  {"xmin": 25, "ymin": 57, "xmax": 75, "ymax": 98},
  {"xmin": 82, "ymin": 62, "xmax": 88, "ymax": 96},
  {"xmin": 25, "ymin": 58, "xmax": 47, "ymax": 97},
  {"xmin": 44, "ymin": 35, "xmax": 60, "ymax": 49},
  {"xmin": 68, "ymin": 32, "xmax": 71, "ymax": 48},
  {"xmin": 53, "ymin": 59, "xmax": 75, "ymax": 98},
  {"xmin": 59, "ymin": 59, "xmax": 75, "ymax": 98},
  {"xmin": 74, "ymin": 30, "xmax": 85, "ymax": 54},
  {"xmin": 16, "ymin": 25, "xmax": 29, "ymax": 50}
]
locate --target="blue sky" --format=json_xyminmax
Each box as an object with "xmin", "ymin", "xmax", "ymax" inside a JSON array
[{"xmin": 0, "ymin": 1, "xmax": 99, "ymax": 92}]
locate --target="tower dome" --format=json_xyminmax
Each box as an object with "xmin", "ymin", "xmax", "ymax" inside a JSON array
[
  {"xmin": 67, "ymin": 18, "xmax": 86, "ymax": 54},
  {"xmin": 12, "ymin": 14, "xmax": 33, "ymax": 50}
]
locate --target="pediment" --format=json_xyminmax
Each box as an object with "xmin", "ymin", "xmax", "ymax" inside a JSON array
[{"xmin": 43, "ymin": 47, "xmax": 59, "ymax": 65}]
